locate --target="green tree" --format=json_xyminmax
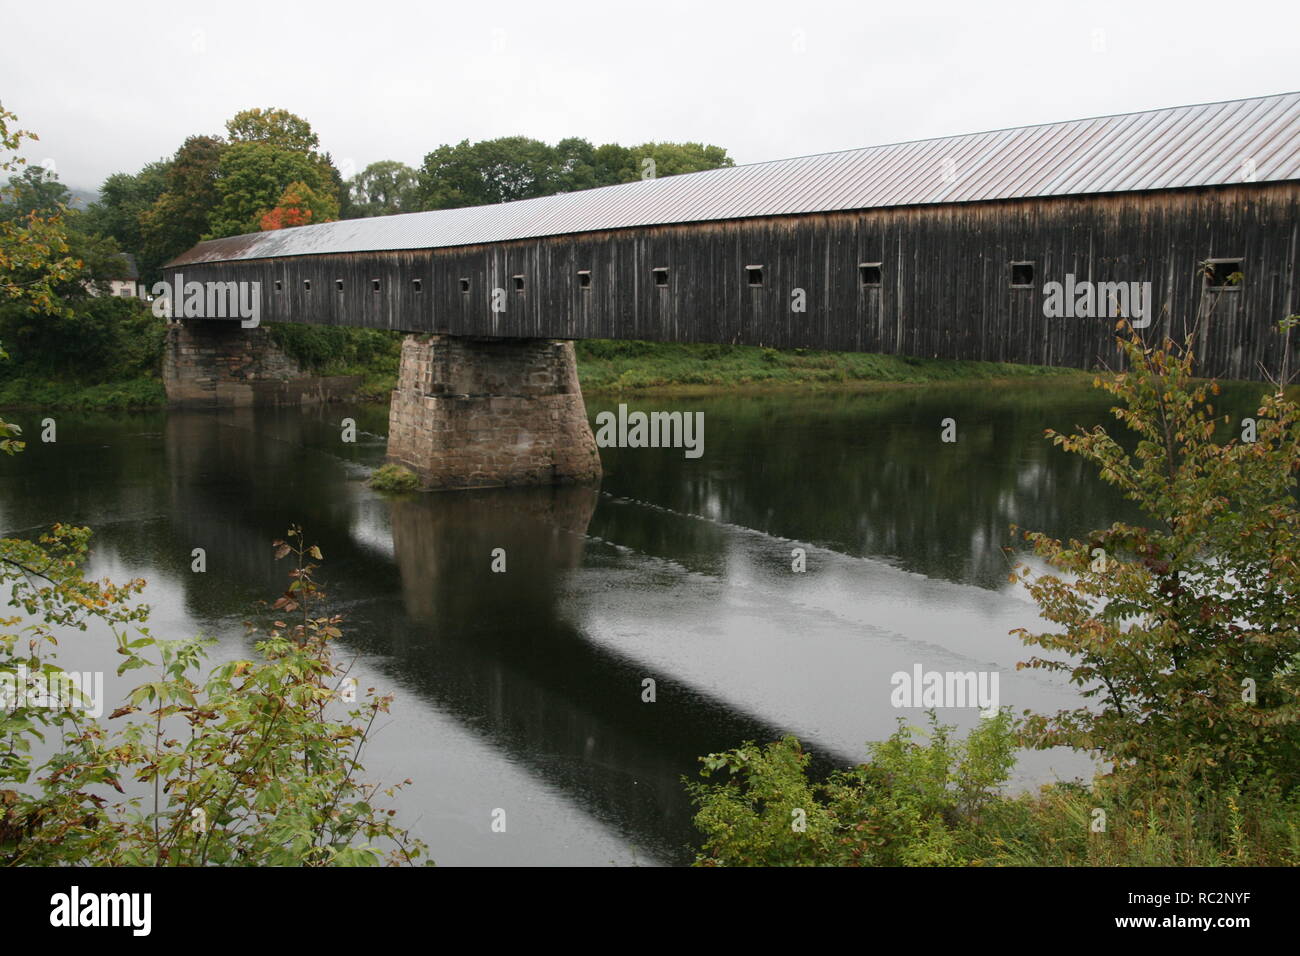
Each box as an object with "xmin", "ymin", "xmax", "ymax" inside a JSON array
[
  {"xmin": 2, "ymin": 165, "xmax": 73, "ymax": 218},
  {"xmin": 225, "ymin": 106, "xmax": 320, "ymax": 152},
  {"xmin": 79, "ymin": 160, "xmax": 171, "ymax": 259},
  {"xmin": 137, "ymin": 135, "xmax": 225, "ymax": 279},
  {"xmin": 552, "ymin": 137, "xmax": 601, "ymax": 192},
  {"xmin": 624, "ymin": 141, "xmax": 735, "ymax": 181},
  {"xmin": 415, "ymin": 135, "xmax": 734, "ymax": 211},
  {"xmin": 0, "ymin": 105, "xmax": 81, "ymax": 317},
  {"xmin": 208, "ymin": 141, "xmax": 339, "ymax": 238},
  {"xmin": 1014, "ymin": 324, "xmax": 1300, "ymax": 791},
  {"xmin": 416, "ymin": 136, "xmax": 559, "ymax": 209},
  {"xmin": 347, "ymin": 160, "xmax": 418, "ymax": 217},
  {"xmin": 207, "ymin": 109, "xmax": 341, "ymax": 237}
]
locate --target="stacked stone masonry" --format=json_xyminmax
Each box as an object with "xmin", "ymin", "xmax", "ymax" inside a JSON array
[
  {"xmin": 163, "ymin": 320, "xmax": 359, "ymax": 407},
  {"xmin": 387, "ymin": 335, "xmax": 602, "ymax": 490}
]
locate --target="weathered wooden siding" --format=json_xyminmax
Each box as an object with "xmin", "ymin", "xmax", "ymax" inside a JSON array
[{"xmin": 166, "ymin": 182, "xmax": 1300, "ymax": 381}]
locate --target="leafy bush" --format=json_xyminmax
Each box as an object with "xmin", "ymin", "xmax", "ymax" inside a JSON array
[
  {"xmin": 985, "ymin": 777, "xmax": 1300, "ymax": 866},
  {"xmin": 688, "ymin": 712, "xmax": 1016, "ymax": 866},
  {"xmin": 1014, "ymin": 326, "xmax": 1300, "ymax": 792},
  {"xmin": 1, "ymin": 524, "xmax": 429, "ymax": 866},
  {"xmin": 688, "ymin": 710, "xmax": 1300, "ymax": 866},
  {"xmin": 0, "ymin": 295, "xmax": 166, "ymax": 383},
  {"xmin": 267, "ymin": 324, "xmax": 401, "ymax": 374}
]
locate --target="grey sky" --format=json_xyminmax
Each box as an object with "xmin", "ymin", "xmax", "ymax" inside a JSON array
[{"xmin": 3, "ymin": 0, "xmax": 1298, "ymax": 193}]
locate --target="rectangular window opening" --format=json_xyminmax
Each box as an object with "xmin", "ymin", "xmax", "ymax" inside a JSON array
[
  {"xmin": 1010, "ymin": 261, "xmax": 1035, "ymax": 288},
  {"xmin": 1205, "ymin": 259, "xmax": 1244, "ymax": 289},
  {"xmin": 859, "ymin": 262, "xmax": 882, "ymax": 287},
  {"xmin": 653, "ymin": 267, "xmax": 669, "ymax": 287},
  {"xmin": 459, "ymin": 278, "xmax": 471, "ymax": 294},
  {"xmin": 746, "ymin": 265, "xmax": 764, "ymax": 287},
  {"xmin": 412, "ymin": 279, "xmax": 423, "ymax": 293},
  {"xmin": 335, "ymin": 279, "xmax": 344, "ymax": 292},
  {"xmin": 274, "ymin": 280, "xmax": 283, "ymax": 293},
  {"xmin": 513, "ymin": 275, "xmax": 526, "ymax": 293},
  {"xmin": 577, "ymin": 270, "xmax": 591, "ymax": 289},
  {"xmin": 303, "ymin": 279, "xmax": 311, "ymax": 292},
  {"xmin": 371, "ymin": 278, "xmax": 381, "ymax": 293}
]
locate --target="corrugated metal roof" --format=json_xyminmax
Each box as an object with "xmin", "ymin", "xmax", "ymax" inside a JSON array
[{"xmin": 169, "ymin": 92, "xmax": 1300, "ymax": 266}]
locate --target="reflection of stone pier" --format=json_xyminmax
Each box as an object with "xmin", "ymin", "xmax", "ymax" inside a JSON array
[
  {"xmin": 386, "ymin": 335, "xmax": 602, "ymax": 490},
  {"xmin": 389, "ymin": 484, "xmax": 597, "ymax": 621},
  {"xmin": 384, "ymin": 484, "xmax": 789, "ymax": 855},
  {"xmin": 138, "ymin": 409, "xmax": 835, "ymax": 862}
]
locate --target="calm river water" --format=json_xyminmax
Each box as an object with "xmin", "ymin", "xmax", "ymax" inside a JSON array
[{"xmin": 0, "ymin": 380, "xmax": 1272, "ymax": 865}]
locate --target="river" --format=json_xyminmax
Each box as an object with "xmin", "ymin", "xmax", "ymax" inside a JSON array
[{"xmin": 0, "ymin": 379, "xmax": 1272, "ymax": 865}]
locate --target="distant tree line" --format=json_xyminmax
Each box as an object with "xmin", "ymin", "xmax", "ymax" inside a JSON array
[{"xmin": 26, "ymin": 106, "xmax": 734, "ymax": 284}]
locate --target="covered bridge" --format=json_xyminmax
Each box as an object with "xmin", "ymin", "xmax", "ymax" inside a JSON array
[{"xmin": 164, "ymin": 92, "xmax": 1300, "ymax": 487}]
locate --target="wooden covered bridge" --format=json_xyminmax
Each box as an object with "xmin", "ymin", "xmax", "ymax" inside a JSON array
[{"xmin": 164, "ymin": 92, "xmax": 1300, "ymax": 488}]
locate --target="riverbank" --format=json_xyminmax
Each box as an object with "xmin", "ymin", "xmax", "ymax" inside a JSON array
[
  {"xmin": 0, "ymin": 336, "xmax": 1089, "ymax": 410},
  {"xmin": 575, "ymin": 340, "xmax": 1087, "ymax": 392},
  {"xmin": 0, "ymin": 375, "xmax": 167, "ymax": 411}
]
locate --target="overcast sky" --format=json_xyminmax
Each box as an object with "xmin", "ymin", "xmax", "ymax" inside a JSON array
[{"xmin": 3, "ymin": 0, "xmax": 1298, "ymax": 192}]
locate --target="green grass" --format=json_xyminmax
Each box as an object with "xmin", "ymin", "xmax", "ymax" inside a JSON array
[
  {"xmin": 0, "ymin": 334, "xmax": 1091, "ymax": 412},
  {"xmin": 368, "ymin": 463, "xmax": 420, "ymax": 493},
  {"xmin": 575, "ymin": 340, "xmax": 1088, "ymax": 392},
  {"xmin": 0, "ymin": 375, "xmax": 167, "ymax": 411}
]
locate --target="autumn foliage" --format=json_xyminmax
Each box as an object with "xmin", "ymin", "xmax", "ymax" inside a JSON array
[{"xmin": 259, "ymin": 181, "xmax": 328, "ymax": 231}]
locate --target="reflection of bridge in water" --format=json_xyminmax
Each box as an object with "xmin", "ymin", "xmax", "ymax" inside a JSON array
[
  {"xmin": 2, "ymin": 387, "xmax": 1192, "ymax": 860},
  {"xmin": 138, "ymin": 385, "xmax": 1161, "ymax": 859},
  {"xmin": 159, "ymin": 408, "xmax": 826, "ymax": 860}
]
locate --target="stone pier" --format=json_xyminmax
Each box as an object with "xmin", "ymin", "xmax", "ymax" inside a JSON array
[
  {"xmin": 162, "ymin": 320, "xmax": 360, "ymax": 408},
  {"xmin": 386, "ymin": 334, "xmax": 602, "ymax": 490}
]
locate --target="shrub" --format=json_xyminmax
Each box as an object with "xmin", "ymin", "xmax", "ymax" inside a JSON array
[
  {"xmin": 1013, "ymin": 324, "xmax": 1300, "ymax": 792},
  {"xmin": 1, "ymin": 524, "xmax": 429, "ymax": 866},
  {"xmin": 688, "ymin": 711, "xmax": 1016, "ymax": 866},
  {"xmin": 369, "ymin": 463, "xmax": 420, "ymax": 493}
]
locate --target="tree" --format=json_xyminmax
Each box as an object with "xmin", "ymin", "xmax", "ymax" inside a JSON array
[
  {"xmin": 552, "ymin": 137, "xmax": 601, "ymax": 193},
  {"xmin": 414, "ymin": 135, "xmax": 735, "ymax": 211},
  {"xmin": 137, "ymin": 135, "xmax": 225, "ymax": 279},
  {"xmin": 1014, "ymin": 323, "xmax": 1300, "ymax": 792},
  {"xmin": 259, "ymin": 180, "xmax": 333, "ymax": 230},
  {"xmin": 416, "ymin": 136, "xmax": 559, "ymax": 209},
  {"xmin": 0, "ymin": 105, "xmax": 85, "ymax": 455},
  {"xmin": 346, "ymin": 160, "xmax": 418, "ymax": 218},
  {"xmin": 207, "ymin": 109, "xmax": 340, "ymax": 237},
  {"xmin": 79, "ymin": 160, "xmax": 171, "ymax": 259},
  {"xmin": 624, "ymin": 141, "xmax": 735, "ymax": 182},
  {"xmin": 225, "ymin": 107, "xmax": 320, "ymax": 152},
  {"xmin": 0, "ymin": 104, "xmax": 81, "ymax": 317},
  {"xmin": 2, "ymin": 165, "xmax": 73, "ymax": 219},
  {"xmin": 208, "ymin": 140, "xmax": 339, "ymax": 238}
]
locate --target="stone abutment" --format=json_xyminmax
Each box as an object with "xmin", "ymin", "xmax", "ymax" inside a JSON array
[{"xmin": 162, "ymin": 320, "xmax": 360, "ymax": 408}]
